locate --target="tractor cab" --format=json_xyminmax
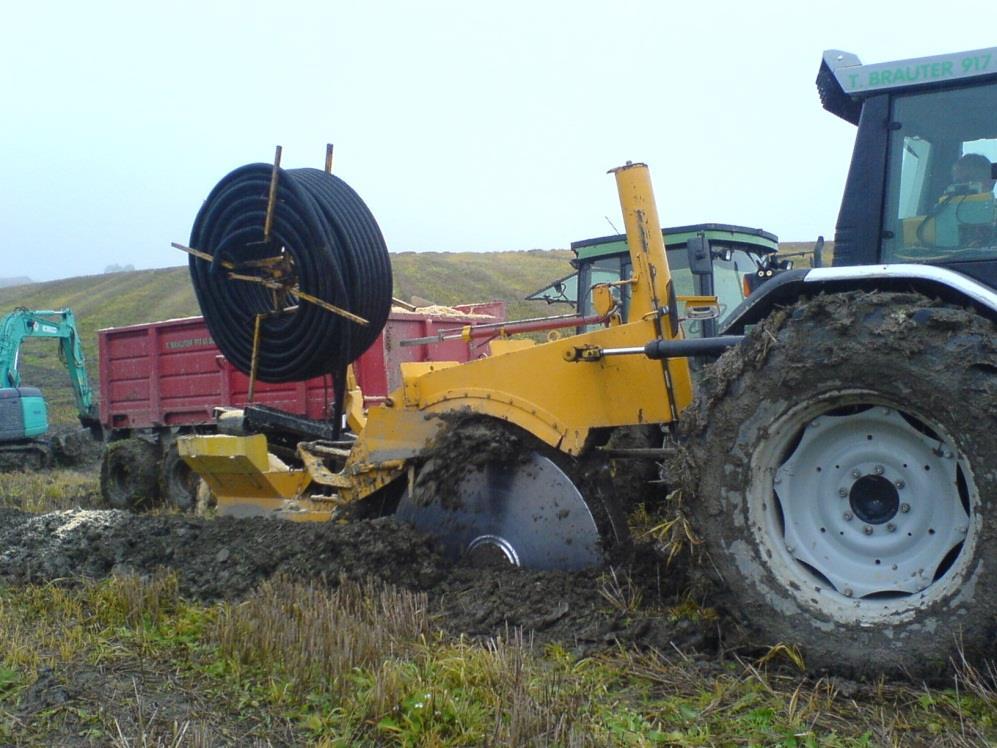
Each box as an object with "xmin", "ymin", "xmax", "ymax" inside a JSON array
[
  {"xmin": 527, "ymin": 223, "xmax": 779, "ymax": 338},
  {"xmin": 819, "ymin": 47, "xmax": 997, "ymax": 287}
]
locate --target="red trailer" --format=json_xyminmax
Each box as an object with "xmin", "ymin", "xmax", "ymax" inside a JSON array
[{"xmin": 97, "ymin": 302, "xmax": 505, "ymax": 509}]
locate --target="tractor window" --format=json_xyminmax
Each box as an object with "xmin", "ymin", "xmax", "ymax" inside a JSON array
[
  {"xmin": 576, "ymin": 256, "xmax": 628, "ymax": 326},
  {"xmin": 712, "ymin": 249, "xmax": 758, "ymax": 327},
  {"xmin": 883, "ymin": 82, "xmax": 997, "ymax": 262}
]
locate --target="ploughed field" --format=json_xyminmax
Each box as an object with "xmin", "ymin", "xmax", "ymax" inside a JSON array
[{"xmin": 0, "ymin": 469, "xmax": 993, "ymax": 746}]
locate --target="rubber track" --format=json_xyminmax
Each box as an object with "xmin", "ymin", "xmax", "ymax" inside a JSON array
[{"xmin": 188, "ymin": 164, "xmax": 392, "ymax": 382}]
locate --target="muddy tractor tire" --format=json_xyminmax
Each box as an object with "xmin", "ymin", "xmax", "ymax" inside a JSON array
[
  {"xmin": 678, "ymin": 291, "xmax": 996, "ymax": 678},
  {"xmin": 100, "ymin": 438, "xmax": 160, "ymax": 510},
  {"xmin": 159, "ymin": 442, "xmax": 199, "ymax": 512}
]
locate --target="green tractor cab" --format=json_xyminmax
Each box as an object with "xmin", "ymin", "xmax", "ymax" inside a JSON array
[{"xmin": 527, "ymin": 223, "xmax": 779, "ymax": 338}]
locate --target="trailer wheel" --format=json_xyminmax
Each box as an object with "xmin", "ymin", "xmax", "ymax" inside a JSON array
[
  {"xmin": 100, "ymin": 439, "xmax": 159, "ymax": 510},
  {"xmin": 159, "ymin": 442, "xmax": 198, "ymax": 512},
  {"xmin": 679, "ymin": 291, "xmax": 996, "ymax": 678}
]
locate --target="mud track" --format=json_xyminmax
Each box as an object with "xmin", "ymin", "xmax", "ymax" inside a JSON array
[{"xmin": 0, "ymin": 508, "xmax": 712, "ymax": 655}]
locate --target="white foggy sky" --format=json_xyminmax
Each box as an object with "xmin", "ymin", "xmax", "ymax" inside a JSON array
[{"xmin": 2, "ymin": 1, "xmax": 992, "ymax": 281}]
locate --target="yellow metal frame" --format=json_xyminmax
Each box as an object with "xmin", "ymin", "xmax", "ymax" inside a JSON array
[
  {"xmin": 344, "ymin": 162, "xmax": 692, "ymax": 493},
  {"xmin": 179, "ymin": 162, "xmax": 695, "ymax": 516}
]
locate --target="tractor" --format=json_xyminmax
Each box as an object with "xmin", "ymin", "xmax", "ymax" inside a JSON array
[{"xmin": 178, "ymin": 46, "xmax": 995, "ymax": 678}]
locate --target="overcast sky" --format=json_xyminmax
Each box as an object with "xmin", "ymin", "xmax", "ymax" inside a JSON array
[{"xmin": 2, "ymin": 1, "xmax": 993, "ymax": 281}]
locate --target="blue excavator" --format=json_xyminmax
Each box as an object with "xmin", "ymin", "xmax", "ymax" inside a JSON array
[{"xmin": 0, "ymin": 308, "xmax": 99, "ymax": 469}]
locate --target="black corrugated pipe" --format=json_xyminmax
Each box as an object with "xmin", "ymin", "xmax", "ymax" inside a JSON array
[{"xmin": 188, "ymin": 164, "xmax": 392, "ymax": 384}]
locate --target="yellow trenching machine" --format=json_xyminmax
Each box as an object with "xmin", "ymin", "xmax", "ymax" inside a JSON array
[{"xmin": 178, "ymin": 161, "xmax": 728, "ymax": 569}]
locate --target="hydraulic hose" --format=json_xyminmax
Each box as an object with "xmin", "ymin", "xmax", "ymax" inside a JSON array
[{"xmin": 188, "ymin": 164, "xmax": 392, "ymax": 384}]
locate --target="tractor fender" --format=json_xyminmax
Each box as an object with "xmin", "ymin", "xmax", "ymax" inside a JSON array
[{"xmin": 721, "ymin": 264, "xmax": 997, "ymax": 334}]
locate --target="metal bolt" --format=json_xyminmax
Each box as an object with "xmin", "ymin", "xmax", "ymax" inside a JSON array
[
  {"xmin": 774, "ymin": 476, "xmax": 781, "ymax": 485},
  {"xmin": 945, "ymin": 451, "xmax": 954, "ymax": 459},
  {"xmin": 786, "ymin": 544, "xmax": 794, "ymax": 554},
  {"xmin": 810, "ymin": 419, "xmax": 820, "ymax": 427},
  {"xmin": 843, "ymin": 511, "xmax": 853, "ymax": 521},
  {"xmin": 863, "ymin": 525, "xmax": 874, "ymax": 535},
  {"xmin": 843, "ymin": 588, "xmax": 854, "ymax": 598},
  {"xmin": 900, "ymin": 503, "xmax": 910, "ymax": 513},
  {"xmin": 886, "ymin": 523, "xmax": 897, "ymax": 533},
  {"xmin": 895, "ymin": 480, "xmax": 906, "ymax": 489},
  {"xmin": 874, "ymin": 465, "xmax": 884, "ymax": 475},
  {"xmin": 851, "ymin": 469, "xmax": 862, "ymax": 479},
  {"xmin": 838, "ymin": 487, "xmax": 848, "ymax": 498}
]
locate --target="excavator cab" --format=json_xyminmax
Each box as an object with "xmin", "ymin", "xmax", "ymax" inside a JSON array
[{"xmin": 819, "ymin": 47, "xmax": 997, "ymax": 287}]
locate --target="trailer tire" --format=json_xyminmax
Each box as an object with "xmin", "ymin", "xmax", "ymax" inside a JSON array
[
  {"xmin": 678, "ymin": 291, "xmax": 996, "ymax": 679},
  {"xmin": 159, "ymin": 442, "xmax": 198, "ymax": 512},
  {"xmin": 100, "ymin": 439, "xmax": 159, "ymax": 510}
]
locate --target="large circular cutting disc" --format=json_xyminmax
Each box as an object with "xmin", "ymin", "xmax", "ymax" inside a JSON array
[{"xmin": 395, "ymin": 451, "xmax": 603, "ymax": 570}]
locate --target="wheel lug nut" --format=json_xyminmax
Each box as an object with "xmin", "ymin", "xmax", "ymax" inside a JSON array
[
  {"xmin": 944, "ymin": 451, "xmax": 953, "ymax": 459},
  {"xmin": 786, "ymin": 544, "xmax": 794, "ymax": 553},
  {"xmin": 843, "ymin": 588, "xmax": 853, "ymax": 598},
  {"xmin": 874, "ymin": 465, "xmax": 884, "ymax": 475},
  {"xmin": 838, "ymin": 487, "xmax": 848, "ymax": 498},
  {"xmin": 774, "ymin": 476, "xmax": 781, "ymax": 484},
  {"xmin": 887, "ymin": 523, "xmax": 896, "ymax": 533},
  {"xmin": 900, "ymin": 503, "xmax": 910, "ymax": 513},
  {"xmin": 895, "ymin": 480, "xmax": 905, "ymax": 489},
  {"xmin": 863, "ymin": 525, "xmax": 873, "ymax": 535},
  {"xmin": 810, "ymin": 420, "xmax": 820, "ymax": 428},
  {"xmin": 851, "ymin": 469, "xmax": 862, "ymax": 479},
  {"xmin": 843, "ymin": 511, "xmax": 853, "ymax": 521}
]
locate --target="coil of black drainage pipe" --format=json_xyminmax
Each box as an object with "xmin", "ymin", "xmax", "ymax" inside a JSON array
[{"xmin": 187, "ymin": 164, "xmax": 392, "ymax": 384}]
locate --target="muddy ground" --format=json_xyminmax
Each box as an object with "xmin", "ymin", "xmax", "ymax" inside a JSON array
[
  {"xmin": 0, "ymin": 507, "xmax": 712, "ymax": 655},
  {"xmin": 0, "ymin": 504, "xmax": 719, "ymax": 743}
]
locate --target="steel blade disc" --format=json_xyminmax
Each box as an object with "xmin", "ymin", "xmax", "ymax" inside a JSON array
[{"xmin": 395, "ymin": 451, "xmax": 602, "ymax": 570}]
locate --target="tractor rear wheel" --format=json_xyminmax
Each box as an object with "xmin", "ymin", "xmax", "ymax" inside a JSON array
[
  {"xmin": 100, "ymin": 439, "xmax": 160, "ymax": 510},
  {"xmin": 678, "ymin": 291, "xmax": 996, "ymax": 678}
]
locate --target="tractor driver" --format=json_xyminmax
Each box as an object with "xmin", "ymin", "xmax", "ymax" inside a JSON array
[{"xmin": 949, "ymin": 153, "xmax": 995, "ymax": 195}]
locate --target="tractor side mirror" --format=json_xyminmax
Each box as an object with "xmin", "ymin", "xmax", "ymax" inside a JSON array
[{"xmin": 687, "ymin": 235, "xmax": 713, "ymax": 275}]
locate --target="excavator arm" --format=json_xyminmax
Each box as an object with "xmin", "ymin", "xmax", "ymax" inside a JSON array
[{"xmin": 0, "ymin": 308, "xmax": 98, "ymax": 427}]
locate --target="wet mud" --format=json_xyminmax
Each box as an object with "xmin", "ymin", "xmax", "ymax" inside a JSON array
[{"xmin": 0, "ymin": 507, "xmax": 710, "ymax": 655}]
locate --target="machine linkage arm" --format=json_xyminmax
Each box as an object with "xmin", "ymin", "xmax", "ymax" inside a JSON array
[{"xmin": 563, "ymin": 335, "xmax": 744, "ymax": 362}]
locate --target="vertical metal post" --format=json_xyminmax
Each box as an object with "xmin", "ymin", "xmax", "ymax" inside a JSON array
[
  {"xmin": 325, "ymin": 143, "xmax": 334, "ymax": 174},
  {"xmin": 263, "ymin": 145, "xmax": 282, "ymax": 243},
  {"xmin": 610, "ymin": 162, "xmax": 674, "ymax": 331},
  {"xmin": 610, "ymin": 161, "xmax": 689, "ymax": 422},
  {"xmin": 248, "ymin": 313, "xmax": 263, "ymax": 403}
]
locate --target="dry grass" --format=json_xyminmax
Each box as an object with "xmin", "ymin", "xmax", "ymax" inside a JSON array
[
  {"xmin": 0, "ymin": 467, "xmax": 99, "ymax": 512},
  {"xmin": 0, "ymin": 573, "xmax": 993, "ymax": 746},
  {"xmin": 210, "ymin": 575, "xmax": 430, "ymax": 704}
]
